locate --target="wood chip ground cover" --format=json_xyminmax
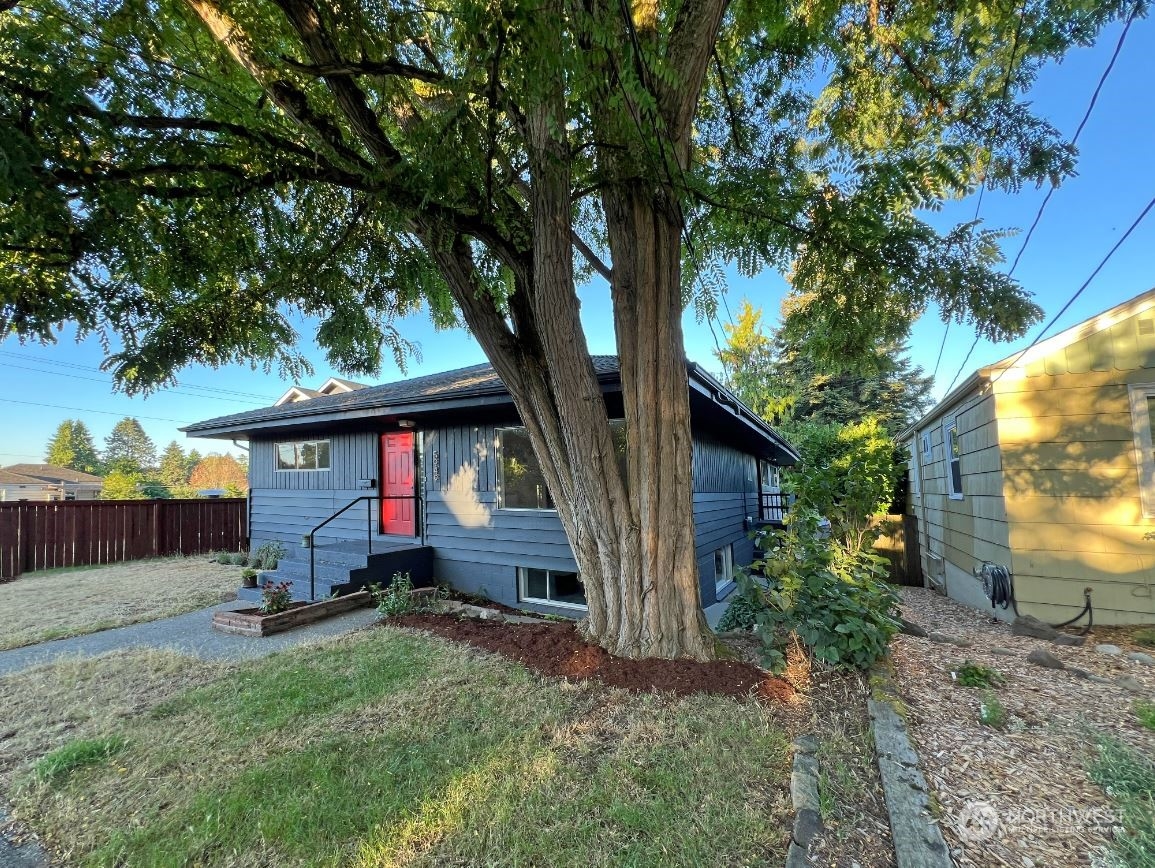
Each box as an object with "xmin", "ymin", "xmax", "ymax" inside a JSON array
[
  {"xmin": 0, "ymin": 557, "xmax": 243, "ymax": 650},
  {"xmin": 893, "ymin": 588, "xmax": 1155, "ymax": 867},
  {"xmin": 0, "ymin": 626, "xmax": 798, "ymax": 866}
]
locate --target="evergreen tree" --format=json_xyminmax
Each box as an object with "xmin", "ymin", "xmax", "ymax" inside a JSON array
[
  {"xmin": 158, "ymin": 441, "xmax": 190, "ymax": 488},
  {"xmin": 44, "ymin": 419, "xmax": 101, "ymax": 473},
  {"xmin": 103, "ymin": 418, "xmax": 158, "ymax": 475},
  {"xmin": 718, "ymin": 301, "xmax": 933, "ymax": 437}
]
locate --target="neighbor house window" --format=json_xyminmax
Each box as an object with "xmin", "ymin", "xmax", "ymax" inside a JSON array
[
  {"xmin": 518, "ymin": 567, "xmax": 587, "ymax": 608},
  {"xmin": 943, "ymin": 420, "xmax": 963, "ymax": 500},
  {"xmin": 1128, "ymin": 384, "xmax": 1155, "ymax": 516},
  {"xmin": 907, "ymin": 441, "xmax": 921, "ymax": 499},
  {"xmin": 920, "ymin": 431, "xmax": 933, "ymax": 462},
  {"xmin": 498, "ymin": 422, "xmax": 627, "ymax": 510},
  {"xmin": 714, "ymin": 544, "xmax": 735, "ymax": 592},
  {"xmin": 275, "ymin": 440, "xmax": 331, "ymax": 471}
]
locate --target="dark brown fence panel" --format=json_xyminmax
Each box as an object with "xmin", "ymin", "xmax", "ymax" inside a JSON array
[{"xmin": 0, "ymin": 499, "xmax": 247, "ymax": 581}]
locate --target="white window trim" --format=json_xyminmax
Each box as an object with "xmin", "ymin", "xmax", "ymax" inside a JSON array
[
  {"xmin": 714, "ymin": 543, "xmax": 735, "ymax": 594},
  {"xmin": 908, "ymin": 440, "xmax": 921, "ymax": 499},
  {"xmin": 1128, "ymin": 384, "xmax": 1155, "ymax": 517},
  {"xmin": 274, "ymin": 439, "xmax": 332, "ymax": 472},
  {"xmin": 943, "ymin": 419, "xmax": 964, "ymax": 500},
  {"xmin": 496, "ymin": 427, "xmax": 557, "ymax": 512},
  {"xmin": 517, "ymin": 567, "xmax": 587, "ymax": 610},
  {"xmin": 920, "ymin": 431, "xmax": 933, "ymax": 461}
]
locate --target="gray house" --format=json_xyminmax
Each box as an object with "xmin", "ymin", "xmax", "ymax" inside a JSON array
[{"xmin": 184, "ymin": 356, "xmax": 797, "ymax": 615}]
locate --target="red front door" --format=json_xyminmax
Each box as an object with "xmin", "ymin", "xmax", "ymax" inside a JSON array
[{"xmin": 380, "ymin": 431, "xmax": 416, "ymax": 536}]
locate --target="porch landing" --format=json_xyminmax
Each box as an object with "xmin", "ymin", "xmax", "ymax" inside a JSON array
[{"xmin": 240, "ymin": 538, "xmax": 434, "ymax": 603}]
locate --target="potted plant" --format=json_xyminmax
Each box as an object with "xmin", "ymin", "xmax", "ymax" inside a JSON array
[{"xmin": 241, "ymin": 568, "xmax": 258, "ymax": 589}]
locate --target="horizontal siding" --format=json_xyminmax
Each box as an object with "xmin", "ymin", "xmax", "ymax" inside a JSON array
[
  {"xmin": 249, "ymin": 432, "xmax": 378, "ymax": 490},
  {"xmin": 250, "ymin": 488, "xmax": 379, "ymax": 546}
]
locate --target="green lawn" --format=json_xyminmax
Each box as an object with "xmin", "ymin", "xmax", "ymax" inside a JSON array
[
  {"xmin": 1, "ymin": 627, "xmax": 794, "ymax": 867},
  {"xmin": 1089, "ymin": 736, "xmax": 1155, "ymax": 868}
]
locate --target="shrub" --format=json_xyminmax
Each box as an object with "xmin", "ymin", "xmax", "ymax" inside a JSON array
[
  {"xmin": 716, "ymin": 578, "xmax": 760, "ymax": 632},
  {"xmin": 370, "ymin": 572, "xmax": 416, "ymax": 617},
  {"xmin": 259, "ymin": 580, "xmax": 293, "ymax": 615},
  {"xmin": 250, "ymin": 540, "xmax": 287, "ymax": 570},
  {"xmin": 215, "ymin": 552, "xmax": 233, "ymax": 565},
  {"xmin": 34, "ymin": 736, "xmax": 126, "ymax": 784},
  {"xmin": 228, "ymin": 552, "xmax": 247, "ymax": 566},
  {"xmin": 1134, "ymin": 627, "xmax": 1155, "ymax": 648},
  {"xmin": 953, "ymin": 662, "xmax": 1004, "ymax": 689},
  {"xmin": 978, "ymin": 692, "xmax": 1006, "ymax": 729},
  {"xmin": 740, "ymin": 509, "xmax": 900, "ymax": 671},
  {"xmin": 1135, "ymin": 700, "xmax": 1155, "ymax": 732}
]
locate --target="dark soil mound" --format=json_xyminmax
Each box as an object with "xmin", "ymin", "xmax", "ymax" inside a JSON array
[{"xmin": 390, "ymin": 613, "xmax": 794, "ymax": 702}]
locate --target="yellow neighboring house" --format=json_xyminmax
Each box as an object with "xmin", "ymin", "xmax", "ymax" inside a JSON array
[{"xmin": 901, "ymin": 288, "xmax": 1155, "ymax": 626}]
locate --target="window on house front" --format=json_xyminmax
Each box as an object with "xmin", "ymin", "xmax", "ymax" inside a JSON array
[
  {"xmin": 714, "ymin": 544, "xmax": 735, "ymax": 592},
  {"xmin": 943, "ymin": 420, "xmax": 963, "ymax": 500},
  {"xmin": 275, "ymin": 440, "xmax": 331, "ymax": 471},
  {"xmin": 498, "ymin": 422, "xmax": 627, "ymax": 510},
  {"xmin": 1128, "ymin": 384, "xmax": 1155, "ymax": 516},
  {"xmin": 920, "ymin": 431, "xmax": 933, "ymax": 462},
  {"xmin": 519, "ymin": 567, "xmax": 587, "ymax": 608}
]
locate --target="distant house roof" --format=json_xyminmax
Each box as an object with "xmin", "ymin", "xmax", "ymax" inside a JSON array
[
  {"xmin": 0, "ymin": 469, "xmax": 48, "ymax": 485},
  {"xmin": 2, "ymin": 464, "xmax": 103, "ymax": 485},
  {"xmin": 274, "ymin": 386, "xmax": 322, "ymax": 406},
  {"xmin": 318, "ymin": 377, "xmax": 369, "ymax": 394},
  {"xmin": 900, "ymin": 285, "xmax": 1155, "ymax": 440},
  {"xmin": 185, "ymin": 356, "xmax": 799, "ymax": 464}
]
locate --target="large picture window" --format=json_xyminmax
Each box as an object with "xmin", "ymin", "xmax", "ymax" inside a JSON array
[
  {"xmin": 519, "ymin": 567, "xmax": 587, "ymax": 608},
  {"xmin": 275, "ymin": 440, "xmax": 331, "ymax": 471},
  {"xmin": 498, "ymin": 422, "xmax": 626, "ymax": 510}
]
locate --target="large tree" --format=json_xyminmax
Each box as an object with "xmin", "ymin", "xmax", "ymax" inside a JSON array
[
  {"xmin": 44, "ymin": 419, "xmax": 101, "ymax": 474},
  {"xmin": 103, "ymin": 417, "xmax": 158, "ymax": 475},
  {"xmin": 719, "ymin": 301, "xmax": 933, "ymax": 436},
  {"xmin": 0, "ymin": 0, "xmax": 1132, "ymax": 658},
  {"xmin": 189, "ymin": 453, "xmax": 249, "ymax": 495}
]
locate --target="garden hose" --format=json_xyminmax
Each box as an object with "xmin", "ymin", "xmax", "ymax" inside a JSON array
[{"xmin": 976, "ymin": 561, "xmax": 1094, "ymax": 636}]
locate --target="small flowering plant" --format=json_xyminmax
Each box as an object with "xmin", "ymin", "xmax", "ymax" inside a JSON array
[{"xmin": 259, "ymin": 580, "xmax": 293, "ymax": 615}]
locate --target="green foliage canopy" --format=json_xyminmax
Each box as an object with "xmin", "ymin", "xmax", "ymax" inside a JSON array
[
  {"xmin": 0, "ymin": 0, "xmax": 1136, "ymax": 386},
  {"xmin": 102, "ymin": 417, "xmax": 158, "ymax": 474},
  {"xmin": 44, "ymin": 419, "xmax": 101, "ymax": 474}
]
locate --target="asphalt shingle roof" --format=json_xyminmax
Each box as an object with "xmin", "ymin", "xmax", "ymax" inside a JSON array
[
  {"xmin": 185, "ymin": 356, "xmax": 621, "ymax": 434},
  {"xmin": 2, "ymin": 464, "xmax": 103, "ymax": 484}
]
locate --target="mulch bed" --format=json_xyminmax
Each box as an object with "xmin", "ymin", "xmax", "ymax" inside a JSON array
[{"xmin": 389, "ymin": 613, "xmax": 795, "ymax": 702}]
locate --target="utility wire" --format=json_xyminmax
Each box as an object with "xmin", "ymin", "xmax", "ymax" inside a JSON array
[
  {"xmin": 0, "ymin": 361, "xmax": 270, "ymax": 406},
  {"xmin": 942, "ymin": 7, "xmax": 1136, "ymax": 395},
  {"xmin": 1007, "ymin": 7, "xmax": 1138, "ymax": 276},
  {"xmin": 0, "ymin": 398, "xmax": 193, "ymax": 424},
  {"xmin": 988, "ymin": 193, "xmax": 1155, "ymax": 387}
]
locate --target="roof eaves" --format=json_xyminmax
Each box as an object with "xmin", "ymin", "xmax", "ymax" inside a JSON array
[{"xmin": 898, "ymin": 369, "xmax": 988, "ymax": 441}]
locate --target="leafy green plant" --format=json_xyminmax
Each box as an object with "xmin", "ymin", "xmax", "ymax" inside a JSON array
[
  {"xmin": 1134, "ymin": 627, "xmax": 1155, "ymax": 648},
  {"xmin": 1135, "ymin": 701, "xmax": 1155, "ymax": 732},
  {"xmin": 259, "ymin": 580, "xmax": 293, "ymax": 615},
  {"xmin": 717, "ymin": 580, "xmax": 760, "ymax": 632},
  {"xmin": 228, "ymin": 552, "xmax": 248, "ymax": 566},
  {"xmin": 978, "ymin": 692, "xmax": 1006, "ymax": 729},
  {"xmin": 954, "ymin": 662, "xmax": 1004, "ymax": 689},
  {"xmin": 739, "ymin": 510, "xmax": 901, "ymax": 671},
  {"xmin": 250, "ymin": 541, "xmax": 287, "ymax": 571},
  {"xmin": 215, "ymin": 552, "xmax": 233, "ymax": 565},
  {"xmin": 34, "ymin": 736, "xmax": 126, "ymax": 784},
  {"xmin": 1088, "ymin": 736, "xmax": 1155, "ymax": 867},
  {"xmin": 370, "ymin": 572, "xmax": 417, "ymax": 617}
]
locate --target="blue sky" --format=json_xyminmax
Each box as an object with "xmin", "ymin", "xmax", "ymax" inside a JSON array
[{"xmin": 2, "ymin": 16, "xmax": 1152, "ymax": 465}]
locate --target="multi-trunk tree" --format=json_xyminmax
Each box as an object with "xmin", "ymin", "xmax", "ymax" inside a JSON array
[{"xmin": 0, "ymin": 0, "xmax": 1133, "ymax": 657}]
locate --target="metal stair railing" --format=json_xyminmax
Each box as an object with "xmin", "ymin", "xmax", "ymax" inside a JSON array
[{"xmin": 306, "ymin": 496, "xmax": 381, "ymax": 601}]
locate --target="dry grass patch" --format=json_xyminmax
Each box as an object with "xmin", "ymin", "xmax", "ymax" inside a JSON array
[
  {"xmin": 5, "ymin": 627, "xmax": 797, "ymax": 867},
  {"xmin": 0, "ymin": 556, "xmax": 242, "ymax": 650}
]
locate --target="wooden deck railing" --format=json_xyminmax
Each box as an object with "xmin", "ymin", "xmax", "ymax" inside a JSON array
[
  {"xmin": 0, "ymin": 498, "xmax": 247, "ymax": 581},
  {"xmin": 759, "ymin": 492, "xmax": 790, "ymax": 525}
]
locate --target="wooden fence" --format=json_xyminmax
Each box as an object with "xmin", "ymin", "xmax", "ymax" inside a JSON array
[
  {"xmin": 0, "ymin": 499, "xmax": 248, "ymax": 581},
  {"xmin": 873, "ymin": 513, "xmax": 924, "ymax": 587}
]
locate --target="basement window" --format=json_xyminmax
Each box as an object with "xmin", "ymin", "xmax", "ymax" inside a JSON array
[
  {"xmin": 943, "ymin": 419, "xmax": 963, "ymax": 500},
  {"xmin": 518, "ymin": 567, "xmax": 587, "ymax": 609},
  {"xmin": 714, "ymin": 544, "xmax": 735, "ymax": 593},
  {"xmin": 275, "ymin": 440, "xmax": 331, "ymax": 471},
  {"xmin": 1128, "ymin": 384, "xmax": 1155, "ymax": 517}
]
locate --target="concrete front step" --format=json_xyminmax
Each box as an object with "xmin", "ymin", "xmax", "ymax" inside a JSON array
[{"xmin": 274, "ymin": 559, "xmax": 366, "ymax": 583}]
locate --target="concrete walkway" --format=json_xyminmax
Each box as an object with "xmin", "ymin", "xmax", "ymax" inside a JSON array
[{"xmin": 0, "ymin": 602, "xmax": 381, "ymax": 679}]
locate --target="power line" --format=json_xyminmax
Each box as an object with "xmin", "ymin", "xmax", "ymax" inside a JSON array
[
  {"xmin": 942, "ymin": 8, "xmax": 1137, "ymax": 395},
  {"xmin": 0, "ymin": 361, "xmax": 270, "ymax": 406},
  {"xmin": 931, "ymin": 324, "xmax": 951, "ymax": 379},
  {"xmin": 0, "ymin": 398, "xmax": 193, "ymax": 424},
  {"xmin": 1007, "ymin": 6, "xmax": 1138, "ymax": 276},
  {"xmin": 989, "ymin": 192, "xmax": 1155, "ymax": 387},
  {"xmin": 0, "ymin": 350, "xmax": 279, "ymax": 402}
]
